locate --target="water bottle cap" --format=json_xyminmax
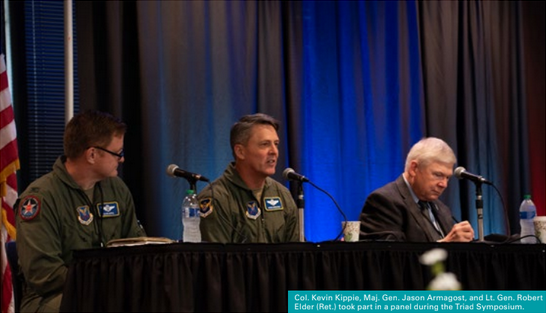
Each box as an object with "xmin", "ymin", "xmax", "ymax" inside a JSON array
[
  {"xmin": 524, "ymin": 194, "xmax": 531, "ymax": 200},
  {"xmin": 186, "ymin": 189, "xmax": 195, "ymax": 195}
]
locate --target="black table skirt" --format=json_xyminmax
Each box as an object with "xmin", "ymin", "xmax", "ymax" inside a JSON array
[{"xmin": 59, "ymin": 241, "xmax": 546, "ymax": 312}]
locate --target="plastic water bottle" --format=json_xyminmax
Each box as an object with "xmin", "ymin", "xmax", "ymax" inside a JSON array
[
  {"xmin": 182, "ymin": 189, "xmax": 201, "ymax": 242},
  {"xmin": 519, "ymin": 194, "xmax": 536, "ymax": 244}
]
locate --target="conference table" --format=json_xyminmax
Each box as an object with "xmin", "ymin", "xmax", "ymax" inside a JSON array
[{"xmin": 60, "ymin": 241, "xmax": 545, "ymax": 312}]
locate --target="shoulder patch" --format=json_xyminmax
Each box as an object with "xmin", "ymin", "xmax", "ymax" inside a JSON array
[
  {"xmin": 77, "ymin": 206, "xmax": 94, "ymax": 225},
  {"xmin": 246, "ymin": 201, "xmax": 261, "ymax": 220},
  {"xmin": 19, "ymin": 196, "xmax": 41, "ymax": 221},
  {"xmin": 264, "ymin": 197, "xmax": 283, "ymax": 211},
  {"xmin": 98, "ymin": 202, "xmax": 120, "ymax": 218},
  {"xmin": 199, "ymin": 198, "xmax": 213, "ymax": 218}
]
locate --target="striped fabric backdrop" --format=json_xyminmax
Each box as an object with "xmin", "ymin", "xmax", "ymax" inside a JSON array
[{"xmin": 1, "ymin": 53, "xmax": 19, "ymax": 313}]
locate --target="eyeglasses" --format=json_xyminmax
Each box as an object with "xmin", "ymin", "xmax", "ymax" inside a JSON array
[{"xmin": 93, "ymin": 146, "xmax": 124, "ymax": 160}]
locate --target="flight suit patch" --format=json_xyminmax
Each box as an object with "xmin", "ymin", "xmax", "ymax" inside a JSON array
[
  {"xmin": 98, "ymin": 202, "xmax": 120, "ymax": 218},
  {"xmin": 199, "ymin": 198, "xmax": 213, "ymax": 218},
  {"xmin": 19, "ymin": 196, "xmax": 41, "ymax": 221},
  {"xmin": 264, "ymin": 197, "xmax": 283, "ymax": 211},
  {"xmin": 77, "ymin": 206, "xmax": 94, "ymax": 225},
  {"xmin": 246, "ymin": 201, "xmax": 261, "ymax": 220}
]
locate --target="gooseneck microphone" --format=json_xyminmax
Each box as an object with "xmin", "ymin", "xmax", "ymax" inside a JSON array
[
  {"xmin": 454, "ymin": 166, "xmax": 492, "ymax": 185},
  {"xmin": 282, "ymin": 168, "xmax": 348, "ymax": 242},
  {"xmin": 283, "ymin": 168, "xmax": 307, "ymax": 242},
  {"xmin": 166, "ymin": 164, "xmax": 210, "ymax": 182},
  {"xmin": 282, "ymin": 168, "xmax": 309, "ymax": 182},
  {"xmin": 165, "ymin": 167, "xmax": 247, "ymax": 243},
  {"xmin": 454, "ymin": 166, "xmax": 494, "ymax": 242}
]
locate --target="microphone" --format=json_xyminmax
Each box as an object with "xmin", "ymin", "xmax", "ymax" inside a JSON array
[
  {"xmin": 454, "ymin": 166, "xmax": 492, "ymax": 185},
  {"xmin": 282, "ymin": 168, "xmax": 309, "ymax": 182},
  {"xmin": 166, "ymin": 164, "xmax": 210, "ymax": 182},
  {"xmin": 283, "ymin": 167, "xmax": 348, "ymax": 241}
]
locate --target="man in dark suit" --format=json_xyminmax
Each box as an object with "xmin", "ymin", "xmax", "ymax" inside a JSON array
[{"xmin": 359, "ymin": 137, "xmax": 474, "ymax": 242}]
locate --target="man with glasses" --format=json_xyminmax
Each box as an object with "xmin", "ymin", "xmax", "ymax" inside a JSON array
[
  {"xmin": 359, "ymin": 137, "xmax": 474, "ymax": 242},
  {"xmin": 15, "ymin": 110, "xmax": 146, "ymax": 312}
]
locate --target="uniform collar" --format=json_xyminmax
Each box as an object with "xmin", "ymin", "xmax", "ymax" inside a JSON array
[
  {"xmin": 224, "ymin": 162, "xmax": 273, "ymax": 191},
  {"xmin": 53, "ymin": 156, "xmax": 88, "ymax": 191}
]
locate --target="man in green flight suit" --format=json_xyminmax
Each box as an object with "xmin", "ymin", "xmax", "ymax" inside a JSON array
[
  {"xmin": 198, "ymin": 113, "xmax": 299, "ymax": 243},
  {"xmin": 15, "ymin": 110, "xmax": 146, "ymax": 312}
]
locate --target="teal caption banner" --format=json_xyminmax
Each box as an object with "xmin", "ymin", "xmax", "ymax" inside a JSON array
[{"xmin": 288, "ymin": 291, "xmax": 546, "ymax": 312}]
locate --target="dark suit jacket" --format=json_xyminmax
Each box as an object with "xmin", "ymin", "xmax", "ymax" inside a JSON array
[{"xmin": 359, "ymin": 175, "xmax": 455, "ymax": 242}]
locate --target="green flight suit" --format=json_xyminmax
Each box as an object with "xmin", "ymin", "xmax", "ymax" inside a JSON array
[
  {"xmin": 198, "ymin": 162, "xmax": 299, "ymax": 243},
  {"xmin": 15, "ymin": 156, "xmax": 146, "ymax": 312}
]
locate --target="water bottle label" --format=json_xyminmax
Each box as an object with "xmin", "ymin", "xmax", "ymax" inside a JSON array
[
  {"xmin": 189, "ymin": 208, "xmax": 200, "ymax": 218},
  {"xmin": 520, "ymin": 211, "xmax": 536, "ymax": 219}
]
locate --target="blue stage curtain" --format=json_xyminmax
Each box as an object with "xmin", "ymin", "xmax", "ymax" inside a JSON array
[
  {"xmin": 296, "ymin": 1, "xmax": 424, "ymax": 241},
  {"xmin": 67, "ymin": 0, "xmax": 535, "ymax": 242}
]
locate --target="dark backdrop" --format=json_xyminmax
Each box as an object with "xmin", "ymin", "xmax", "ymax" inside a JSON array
[{"xmin": 6, "ymin": 0, "xmax": 545, "ymax": 242}]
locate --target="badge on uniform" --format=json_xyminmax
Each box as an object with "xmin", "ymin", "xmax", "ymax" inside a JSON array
[
  {"xmin": 19, "ymin": 196, "xmax": 41, "ymax": 221},
  {"xmin": 264, "ymin": 197, "xmax": 283, "ymax": 211},
  {"xmin": 77, "ymin": 206, "xmax": 94, "ymax": 225},
  {"xmin": 98, "ymin": 202, "xmax": 120, "ymax": 218},
  {"xmin": 199, "ymin": 198, "xmax": 213, "ymax": 218},
  {"xmin": 246, "ymin": 201, "xmax": 261, "ymax": 220}
]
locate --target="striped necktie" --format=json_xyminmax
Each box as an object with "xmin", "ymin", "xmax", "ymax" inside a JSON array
[{"xmin": 418, "ymin": 200, "xmax": 444, "ymax": 238}]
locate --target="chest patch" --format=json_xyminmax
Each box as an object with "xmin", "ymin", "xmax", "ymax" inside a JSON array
[
  {"xmin": 98, "ymin": 202, "xmax": 120, "ymax": 218},
  {"xmin": 19, "ymin": 196, "xmax": 41, "ymax": 221},
  {"xmin": 264, "ymin": 197, "xmax": 283, "ymax": 211},
  {"xmin": 199, "ymin": 198, "xmax": 213, "ymax": 218},
  {"xmin": 246, "ymin": 201, "xmax": 261, "ymax": 220},
  {"xmin": 77, "ymin": 206, "xmax": 94, "ymax": 225}
]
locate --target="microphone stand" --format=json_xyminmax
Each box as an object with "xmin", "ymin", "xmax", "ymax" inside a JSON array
[
  {"xmin": 475, "ymin": 183, "xmax": 484, "ymax": 241},
  {"xmin": 187, "ymin": 178, "xmax": 198, "ymax": 194},
  {"xmin": 297, "ymin": 182, "xmax": 305, "ymax": 242}
]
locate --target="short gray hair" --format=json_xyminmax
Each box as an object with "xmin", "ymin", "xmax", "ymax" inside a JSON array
[
  {"xmin": 404, "ymin": 137, "xmax": 456, "ymax": 171},
  {"xmin": 230, "ymin": 113, "xmax": 280, "ymax": 158}
]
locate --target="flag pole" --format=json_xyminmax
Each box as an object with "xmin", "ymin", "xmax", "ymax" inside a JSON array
[{"xmin": 64, "ymin": 0, "xmax": 74, "ymax": 124}]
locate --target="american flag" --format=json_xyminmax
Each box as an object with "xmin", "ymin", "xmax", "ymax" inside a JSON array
[{"xmin": 1, "ymin": 53, "xmax": 19, "ymax": 313}]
